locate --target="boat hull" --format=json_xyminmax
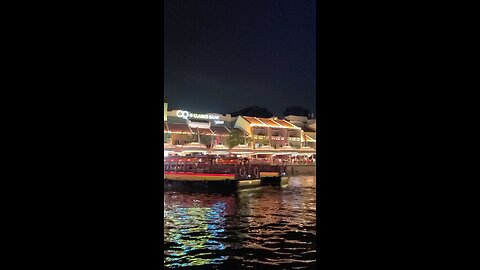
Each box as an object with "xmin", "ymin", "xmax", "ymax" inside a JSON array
[
  {"xmin": 164, "ymin": 173, "xmax": 261, "ymax": 191},
  {"xmin": 164, "ymin": 172, "xmax": 236, "ymax": 181},
  {"xmin": 163, "ymin": 173, "xmax": 289, "ymax": 191},
  {"xmin": 259, "ymin": 172, "xmax": 281, "ymax": 178},
  {"xmin": 260, "ymin": 176, "xmax": 290, "ymax": 186}
]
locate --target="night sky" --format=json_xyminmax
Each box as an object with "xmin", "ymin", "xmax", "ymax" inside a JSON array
[{"xmin": 164, "ymin": 0, "xmax": 316, "ymax": 116}]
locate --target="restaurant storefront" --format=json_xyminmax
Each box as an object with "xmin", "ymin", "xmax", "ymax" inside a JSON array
[
  {"xmin": 163, "ymin": 105, "xmax": 316, "ymax": 160},
  {"xmin": 233, "ymin": 116, "xmax": 304, "ymax": 149},
  {"xmin": 163, "ymin": 108, "xmax": 238, "ymax": 156}
]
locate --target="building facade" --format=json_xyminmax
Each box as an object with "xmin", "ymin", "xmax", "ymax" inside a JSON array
[
  {"xmin": 234, "ymin": 116, "xmax": 304, "ymax": 149},
  {"xmin": 285, "ymin": 115, "xmax": 316, "ymax": 149},
  {"xmin": 163, "ymin": 104, "xmax": 317, "ymax": 152},
  {"xmin": 164, "ymin": 107, "xmax": 236, "ymax": 147}
]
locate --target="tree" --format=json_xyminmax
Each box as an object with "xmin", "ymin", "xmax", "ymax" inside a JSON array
[
  {"xmin": 283, "ymin": 106, "xmax": 311, "ymax": 118},
  {"xmin": 186, "ymin": 132, "xmax": 211, "ymax": 147},
  {"xmin": 231, "ymin": 106, "xmax": 273, "ymax": 118},
  {"xmin": 186, "ymin": 134, "xmax": 195, "ymax": 144},
  {"xmin": 226, "ymin": 129, "xmax": 246, "ymax": 149},
  {"xmin": 199, "ymin": 135, "xmax": 212, "ymax": 148}
]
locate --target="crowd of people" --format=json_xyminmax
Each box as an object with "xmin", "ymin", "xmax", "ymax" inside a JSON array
[{"xmin": 249, "ymin": 157, "xmax": 316, "ymax": 165}]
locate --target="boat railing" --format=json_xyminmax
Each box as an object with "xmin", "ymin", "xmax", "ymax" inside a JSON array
[{"xmin": 164, "ymin": 161, "xmax": 287, "ymax": 178}]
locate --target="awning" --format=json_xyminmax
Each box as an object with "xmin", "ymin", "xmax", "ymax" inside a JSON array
[
  {"xmin": 297, "ymin": 146, "xmax": 316, "ymax": 155},
  {"xmin": 229, "ymin": 144, "xmax": 254, "ymax": 154},
  {"xmin": 275, "ymin": 145, "xmax": 298, "ymax": 155},
  {"xmin": 166, "ymin": 123, "xmax": 193, "ymax": 134},
  {"xmin": 180, "ymin": 142, "xmax": 208, "ymax": 153},
  {"xmin": 241, "ymin": 116, "xmax": 301, "ymax": 129},
  {"xmin": 197, "ymin": 128, "xmax": 215, "ymax": 136},
  {"xmin": 210, "ymin": 126, "xmax": 231, "ymax": 136},
  {"xmin": 303, "ymin": 134, "xmax": 316, "ymax": 142},
  {"xmin": 209, "ymin": 144, "xmax": 230, "ymax": 155},
  {"xmin": 253, "ymin": 145, "xmax": 277, "ymax": 155}
]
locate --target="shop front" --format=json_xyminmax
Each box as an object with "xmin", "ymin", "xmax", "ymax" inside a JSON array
[
  {"xmin": 234, "ymin": 116, "xmax": 303, "ymax": 149},
  {"xmin": 164, "ymin": 109, "xmax": 236, "ymax": 155}
]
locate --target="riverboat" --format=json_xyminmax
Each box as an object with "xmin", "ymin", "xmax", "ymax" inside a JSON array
[{"xmin": 163, "ymin": 156, "xmax": 289, "ymax": 191}]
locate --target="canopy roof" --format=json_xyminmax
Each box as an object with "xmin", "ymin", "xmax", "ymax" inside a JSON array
[
  {"xmin": 297, "ymin": 146, "xmax": 316, "ymax": 154},
  {"xmin": 209, "ymin": 144, "xmax": 230, "ymax": 155},
  {"xmin": 242, "ymin": 116, "xmax": 301, "ymax": 129},
  {"xmin": 253, "ymin": 145, "xmax": 277, "ymax": 155},
  {"xmin": 210, "ymin": 126, "xmax": 231, "ymax": 136},
  {"xmin": 229, "ymin": 144, "xmax": 254, "ymax": 154},
  {"xmin": 165, "ymin": 123, "xmax": 193, "ymax": 134},
  {"xmin": 181, "ymin": 142, "xmax": 208, "ymax": 152},
  {"xmin": 303, "ymin": 134, "xmax": 316, "ymax": 142},
  {"xmin": 275, "ymin": 145, "xmax": 298, "ymax": 155}
]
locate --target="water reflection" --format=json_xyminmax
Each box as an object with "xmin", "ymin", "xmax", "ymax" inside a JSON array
[
  {"xmin": 164, "ymin": 196, "xmax": 233, "ymax": 267},
  {"xmin": 164, "ymin": 176, "xmax": 316, "ymax": 269}
]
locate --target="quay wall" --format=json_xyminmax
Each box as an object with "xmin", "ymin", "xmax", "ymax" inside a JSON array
[{"xmin": 286, "ymin": 165, "xmax": 316, "ymax": 176}]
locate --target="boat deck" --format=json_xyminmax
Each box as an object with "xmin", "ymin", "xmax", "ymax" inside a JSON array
[{"xmin": 164, "ymin": 157, "xmax": 288, "ymax": 190}]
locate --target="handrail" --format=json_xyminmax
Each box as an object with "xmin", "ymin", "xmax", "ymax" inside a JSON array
[{"xmin": 163, "ymin": 162, "xmax": 270, "ymax": 180}]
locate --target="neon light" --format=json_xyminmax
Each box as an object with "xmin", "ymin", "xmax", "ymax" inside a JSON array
[
  {"xmin": 176, "ymin": 110, "xmax": 221, "ymax": 120},
  {"xmin": 176, "ymin": 110, "xmax": 190, "ymax": 119}
]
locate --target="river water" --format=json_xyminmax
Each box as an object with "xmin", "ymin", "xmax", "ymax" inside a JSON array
[{"xmin": 163, "ymin": 176, "xmax": 317, "ymax": 269}]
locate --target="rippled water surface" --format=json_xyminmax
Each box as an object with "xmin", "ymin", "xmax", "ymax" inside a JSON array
[{"xmin": 164, "ymin": 176, "xmax": 316, "ymax": 269}]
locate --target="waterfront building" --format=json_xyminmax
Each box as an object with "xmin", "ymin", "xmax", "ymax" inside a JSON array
[
  {"xmin": 163, "ymin": 107, "xmax": 247, "ymax": 156},
  {"xmin": 163, "ymin": 105, "xmax": 316, "ymax": 161},
  {"xmin": 233, "ymin": 116, "xmax": 303, "ymax": 149},
  {"xmin": 284, "ymin": 115, "xmax": 316, "ymax": 149},
  {"xmin": 302, "ymin": 126, "xmax": 316, "ymax": 149}
]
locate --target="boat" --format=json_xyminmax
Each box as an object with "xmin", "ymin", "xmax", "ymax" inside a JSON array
[{"xmin": 163, "ymin": 155, "xmax": 289, "ymax": 191}]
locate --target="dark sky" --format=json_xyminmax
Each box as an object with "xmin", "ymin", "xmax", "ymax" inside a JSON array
[{"xmin": 164, "ymin": 0, "xmax": 316, "ymax": 116}]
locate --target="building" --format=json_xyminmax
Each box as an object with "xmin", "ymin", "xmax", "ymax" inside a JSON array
[
  {"xmin": 285, "ymin": 115, "xmax": 316, "ymax": 130},
  {"xmin": 284, "ymin": 115, "xmax": 309, "ymax": 127},
  {"xmin": 164, "ymin": 107, "xmax": 236, "ymax": 148},
  {"xmin": 234, "ymin": 116, "xmax": 304, "ymax": 149},
  {"xmin": 284, "ymin": 115, "xmax": 316, "ymax": 149},
  {"xmin": 163, "ymin": 104, "xmax": 316, "ymax": 159}
]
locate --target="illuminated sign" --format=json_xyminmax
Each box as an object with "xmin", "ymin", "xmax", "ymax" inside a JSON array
[
  {"xmin": 176, "ymin": 110, "xmax": 220, "ymax": 121},
  {"xmin": 176, "ymin": 110, "xmax": 190, "ymax": 119}
]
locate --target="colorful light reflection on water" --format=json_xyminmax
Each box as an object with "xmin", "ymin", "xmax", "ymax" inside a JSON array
[
  {"xmin": 164, "ymin": 197, "xmax": 232, "ymax": 267},
  {"xmin": 164, "ymin": 176, "xmax": 316, "ymax": 269}
]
